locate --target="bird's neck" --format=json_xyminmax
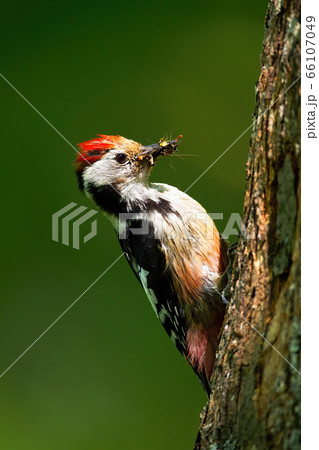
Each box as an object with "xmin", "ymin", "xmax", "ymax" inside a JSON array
[{"xmin": 85, "ymin": 180, "xmax": 160, "ymax": 216}]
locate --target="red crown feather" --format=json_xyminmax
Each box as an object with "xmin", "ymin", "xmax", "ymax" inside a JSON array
[{"xmin": 75, "ymin": 135, "xmax": 122, "ymax": 171}]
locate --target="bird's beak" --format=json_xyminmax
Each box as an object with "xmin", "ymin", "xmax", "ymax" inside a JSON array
[{"xmin": 138, "ymin": 136, "xmax": 182, "ymax": 166}]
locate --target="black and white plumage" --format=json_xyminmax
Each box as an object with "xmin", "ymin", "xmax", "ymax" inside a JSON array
[{"xmin": 75, "ymin": 135, "xmax": 228, "ymax": 396}]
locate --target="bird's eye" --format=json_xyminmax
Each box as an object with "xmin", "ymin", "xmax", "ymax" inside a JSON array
[{"xmin": 115, "ymin": 153, "xmax": 128, "ymax": 164}]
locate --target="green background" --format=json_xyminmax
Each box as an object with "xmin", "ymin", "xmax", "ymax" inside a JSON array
[{"xmin": 1, "ymin": 1, "xmax": 266, "ymax": 448}]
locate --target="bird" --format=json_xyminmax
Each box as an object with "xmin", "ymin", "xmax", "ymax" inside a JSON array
[{"xmin": 75, "ymin": 134, "xmax": 229, "ymax": 396}]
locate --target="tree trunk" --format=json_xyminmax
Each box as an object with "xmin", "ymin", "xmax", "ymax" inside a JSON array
[{"xmin": 195, "ymin": 1, "xmax": 301, "ymax": 449}]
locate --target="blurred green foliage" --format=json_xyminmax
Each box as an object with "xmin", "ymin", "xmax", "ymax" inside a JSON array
[{"xmin": 1, "ymin": 1, "xmax": 266, "ymax": 448}]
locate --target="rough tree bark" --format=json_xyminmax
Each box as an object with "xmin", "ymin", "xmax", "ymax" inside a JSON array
[{"xmin": 195, "ymin": 1, "xmax": 301, "ymax": 449}]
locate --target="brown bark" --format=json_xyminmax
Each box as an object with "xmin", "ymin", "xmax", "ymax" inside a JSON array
[{"xmin": 195, "ymin": 0, "xmax": 301, "ymax": 449}]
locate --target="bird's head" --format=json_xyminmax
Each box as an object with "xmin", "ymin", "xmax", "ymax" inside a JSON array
[{"xmin": 75, "ymin": 135, "xmax": 182, "ymax": 193}]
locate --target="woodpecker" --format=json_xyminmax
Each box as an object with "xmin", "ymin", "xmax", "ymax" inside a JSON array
[{"xmin": 75, "ymin": 135, "xmax": 228, "ymax": 396}]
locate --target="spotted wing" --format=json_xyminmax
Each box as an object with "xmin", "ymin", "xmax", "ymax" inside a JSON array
[{"xmin": 118, "ymin": 220, "xmax": 187, "ymax": 354}]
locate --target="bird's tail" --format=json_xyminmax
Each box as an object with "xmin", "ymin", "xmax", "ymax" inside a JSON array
[{"xmin": 194, "ymin": 364, "xmax": 211, "ymax": 397}]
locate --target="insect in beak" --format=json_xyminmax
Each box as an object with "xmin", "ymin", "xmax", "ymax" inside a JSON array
[{"xmin": 138, "ymin": 135, "xmax": 183, "ymax": 166}]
